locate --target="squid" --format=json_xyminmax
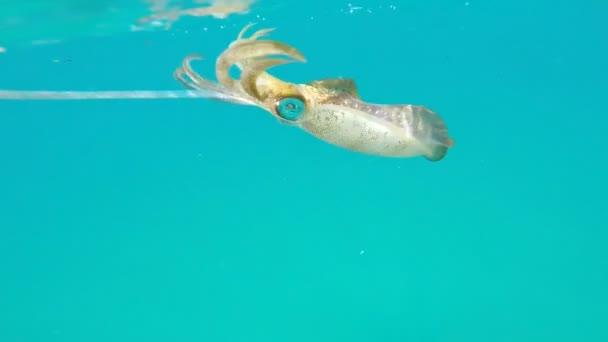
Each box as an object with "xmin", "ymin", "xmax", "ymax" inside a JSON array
[{"xmin": 0, "ymin": 23, "xmax": 454, "ymax": 161}]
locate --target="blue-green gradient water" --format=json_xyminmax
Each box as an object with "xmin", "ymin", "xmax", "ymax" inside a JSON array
[{"xmin": 1, "ymin": 1, "xmax": 607, "ymax": 341}]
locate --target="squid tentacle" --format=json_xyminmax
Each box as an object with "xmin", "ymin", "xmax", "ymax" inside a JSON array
[
  {"xmin": 173, "ymin": 66, "xmax": 255, "ymax": 105},
  {"xmin": 236, "ymin": 23, "xmax": 275, "ymax": 42},
  {"xmin": 215, "ymin": 40, "xmax": 306, "ymax": 90},
  {"xmin": 180, "ymin": 54, "xmax": 224, "ymax": 91},
  {"xmin": 173, "ymin": 68, "xmax": 200, "ymax": 90},
  {"xmin": 239, "ymin": 57, "xmax": 302, "ymax": 101}
]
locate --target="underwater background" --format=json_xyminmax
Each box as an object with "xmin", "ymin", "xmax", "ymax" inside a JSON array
[{"xmin": 1, "ymin": 0, "xmax": 607, "ymax": 341}]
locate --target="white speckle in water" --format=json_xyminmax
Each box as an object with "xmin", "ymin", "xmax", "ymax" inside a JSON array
[
  {"xmin": 360, "ymin": 250, "xmax": 365, "ymax": 255},
  {"xmin": 346, "ymin": 3, "xmax": 363, "ymax": 14},
  {"xmin": 465, "ymin": 1, "xmax": 470, "ymax": 6},
  {"xmin": 0, "ymin": 46, "xmax": 6, "ymax": 53}
]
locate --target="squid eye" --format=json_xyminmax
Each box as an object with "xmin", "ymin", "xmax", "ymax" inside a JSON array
[{"xmin": 275, "ymin": 96, "xmax": 306, "ymax": 121}]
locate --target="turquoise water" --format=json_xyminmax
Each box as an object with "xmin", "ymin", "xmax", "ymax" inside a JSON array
[{"xmin": 1, "ymin": 1, "xmax": 607, "ymax": 341}]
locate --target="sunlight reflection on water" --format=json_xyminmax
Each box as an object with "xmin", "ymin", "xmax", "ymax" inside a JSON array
[{"xmin": 0, "ymin": 0, "xmax": 255, "ymax": 51}]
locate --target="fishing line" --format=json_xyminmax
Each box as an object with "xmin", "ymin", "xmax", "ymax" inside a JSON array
[{"xmin": 0, "ymin": 89, "xmax": 237, "ymax": 101}]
